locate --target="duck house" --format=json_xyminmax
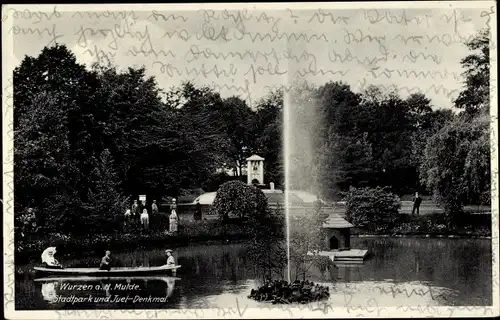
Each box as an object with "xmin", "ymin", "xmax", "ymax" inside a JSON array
[{"xmin": 313, "ymin": 213, "xmax": 369, "ymax": 265}]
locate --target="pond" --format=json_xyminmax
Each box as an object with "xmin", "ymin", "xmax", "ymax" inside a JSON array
[{"xmin": 15, "ymin": 237, "xmax": 492, "ymax": 310}]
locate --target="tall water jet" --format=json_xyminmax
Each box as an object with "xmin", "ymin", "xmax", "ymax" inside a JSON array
[{"xmin": 283, "ymin": 89, "xmax": 292, "ymax": 283}]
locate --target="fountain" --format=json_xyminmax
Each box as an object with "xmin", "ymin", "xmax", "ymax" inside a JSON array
[{"xmin": 283, "ymin": 83, "xmax": 370, "ymax": 274}]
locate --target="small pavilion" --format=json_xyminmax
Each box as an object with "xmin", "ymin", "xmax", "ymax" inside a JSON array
[{"xmin": 312, "ymin": 213, "xmax": 369, "ymax": 265}]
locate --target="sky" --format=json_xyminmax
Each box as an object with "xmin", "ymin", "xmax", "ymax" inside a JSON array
[{"xmin": 3, "ymin": 2, "xmax": 495, "ymax": 109}]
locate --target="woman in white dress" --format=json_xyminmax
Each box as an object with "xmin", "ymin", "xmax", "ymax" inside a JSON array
[{"xmin": 169, "ymin": 199, "xmax": 178, "ymax": 233}]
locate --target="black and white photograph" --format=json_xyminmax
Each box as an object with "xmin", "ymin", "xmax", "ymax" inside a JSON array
[{"xmin": 2, "ymin": 2, "xmax": 498, "ymax": 319}]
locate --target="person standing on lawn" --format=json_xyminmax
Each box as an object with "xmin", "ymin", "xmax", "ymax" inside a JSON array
[
  {"xmin": 151, "ymin": 200, "xmax": 159, "ymax": 215},
  {"xmin": 412, "ymin": 192, "xmax": 422, "ymax": 215},
  {"xmin": 169, "ymin": 199, "xmax": 179, "ymax": 233}
]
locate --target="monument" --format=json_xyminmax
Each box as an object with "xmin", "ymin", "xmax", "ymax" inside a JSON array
[
  {"xmin": 310, "ymin": 213, "xmax": 369, "ymax": 265},
  {"xmin": 246, "ymin": 154, "xmax": 265, "ymax": 185}
]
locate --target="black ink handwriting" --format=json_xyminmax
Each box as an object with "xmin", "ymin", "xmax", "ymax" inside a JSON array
[
  {"xmin": 128, "ymin": 47, "xmax": 176, "ymax": 59},
  {"xmin": 196, "ymin": 23, "xmax": 231, "ymax": 42},
  {"xmin": 152, "ymin": 62, "xmax": 238, "ymax": 79},
  {"xmin": 308, "ymin": 8, "xmax": 349, "ymax": 25},
  {"xmin": 402, "ymin": 50, "xmax": 442, "ymax": 65},
  {"xmin": 200, "ymin": 9, "xmax": 282, "ymax": 33},
  {"xmin": 3, "ymin": 6, "xmax": 61, "ymax": 23},
  {"xmin": 8, "ymin": 24, "xmax": 63, "ymax": 48},
  {"xmin": 441, "ymin": 9, "xmax": 472, "ymax": 34},
  {"xmin": 244, "ymin": 63, "xmax": 287, "ymax": 84},
  {"xmin": 147, "ymin": 10, "xmax": 188, "ymax": 22},
  {"xmin": 328, "ymin": 47, "xmax": 388, "ymax": 68},
  {"xmin": 363, "ymin": 9, "xmax": 432, "ymax": 28},
  {"xmin": 162, "ymin": 29, "xmax": 191, "ymax": 41},
  {"xmin": 185, "ymin": 45, "xmax": 280, "ymax": 64},
  {"xmin": 72, "ymin": 10, "xmax": 138, "ymax": 22},
  {"xmin": 233, "ymin": 29, "xmax": 328, "ymax": 43}
]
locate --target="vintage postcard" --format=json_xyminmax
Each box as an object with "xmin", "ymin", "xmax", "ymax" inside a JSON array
[{"xmin": 2, "ymin": 1, "xmax": 498, "ymax": 319}]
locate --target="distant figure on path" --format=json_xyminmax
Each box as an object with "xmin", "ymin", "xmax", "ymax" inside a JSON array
[
  {"xmin": 132, "ymin": 200, "xmax": 139, "ymax": 224},
  {"xmin": 412, "ymin": 192, "xmax": 422, "ymax": 215},
  {"xmin": 124, "ymin": 209, "xmax": 131, "ymax": 226},
  {"xmin": 99, "ymin": 250, "xmax": 112, "ymax": 271},
  {"xmin": 169, "ymin": 199, "xmax": 179, "ymax": 233},
  {"xmin": 139, "ymin": 200, "xmax": 146, "ymax": 224},
  {"xmin": 194, "ymin": 199, "xmax": 202, "ymax": 220},
  {"xmin": 141, "ymin": 209, "xmax": 149, "ymax": 230},
  {"xmin": 313, "ymin": 195, "xmax": 324, "ymax": 212},
  {"xmin": 151, "ymin": 200, "xmax": 159, "ymax": 215}
]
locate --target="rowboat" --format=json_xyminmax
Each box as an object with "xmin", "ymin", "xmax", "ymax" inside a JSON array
[
  {"xmin": 34, "ymin": 265, "xmax": 181, "ymax": 277},
  {"xmin": 34, "ymin": 276, "xmax": 181, "ymax": 282}
]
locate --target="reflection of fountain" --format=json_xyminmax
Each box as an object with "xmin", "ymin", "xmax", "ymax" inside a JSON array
[{"xmin": 41, "ymin": 282, "xmax": 58, "ymax": 303}]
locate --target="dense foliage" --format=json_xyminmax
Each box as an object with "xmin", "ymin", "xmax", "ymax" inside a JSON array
[
  {"xmin": 287, "ymin": 79, "xmax": 453, "ymax": 199},
  {"xmin": 344, "ymin": 187, "xmax": 401, "ymax": 231},
  {"xmin": 420, "ymin": 29, "xmax": 491, "ymax": 220},
  {"xmin": 13, "ymin": 28, "xmax": 491, "ymax": 247},
  {"xmin": 212, "ymin": 181, "xmax": 269, "ymax": 221},
  {"xmin": 14, "ymin": 45, "xmax": 281, "ymax": 238}
]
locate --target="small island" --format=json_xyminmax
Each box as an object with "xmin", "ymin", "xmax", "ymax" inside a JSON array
[{"xmin": 248, "ymin": 279, "xmax": 330, "ymax": 304}]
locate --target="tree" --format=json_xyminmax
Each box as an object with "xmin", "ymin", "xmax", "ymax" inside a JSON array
[
  {"xmin": 14, "ymin": 90, "xmax": 80, "ymax": 232},
  {"xmin": 420, "ymin": 29, "xmax": 491, "ymax": 223},
  {"xmin": 420, "ymin": 115, "xmax": 490, "ymax": 222},
  {"xmin": 252, "ymin": 90, "xmax": 284, "ymax": 187},
  {"xmin": 289, "ymin": 205, "xmax": 328, "ymax": 281},
  {"xmin": 212, "ymin": 180, "xmax": 268, "ymax": 222},
  {"xmin": 84, "ymin": 149, "xmax": 129, "ymax": 234},
  {"xmin": 454, "ymin": 29, "xmax": 490, "ymax": 116},
  {"xmin": 14, "ymin": 44, "xmax": 101, "ymax": 202},
  {"xmin": 220, "ymin": 96, "xmax": 255, "ymax": 176},
  {"xmin": 245, "ymin": 206, "xmax": 287, "ymax": 280},
  {"xmin": 344, "ymin": 187, "xmax": 401, "ymax": 232}
]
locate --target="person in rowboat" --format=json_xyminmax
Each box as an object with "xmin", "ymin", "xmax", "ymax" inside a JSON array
[
  {"xmin": 41, "ymin": 247, "xmax": 63, "ymax": 269},
  {"xmin": 99, "ymin": 250, "xmax": 112, "ymax": 271},
  {"xmin": 164, "ymin": 249, "xmax": 176, "ymax": 267}
]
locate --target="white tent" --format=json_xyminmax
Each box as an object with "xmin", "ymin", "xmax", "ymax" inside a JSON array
[{"xmin": 193, "ymin": 192, "xmax": 217, "ymax": 205}]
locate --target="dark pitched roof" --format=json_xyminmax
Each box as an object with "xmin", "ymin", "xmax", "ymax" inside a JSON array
[{"xmin": 322, "ymin": 213, "xmax": 353, "ymax": 229}]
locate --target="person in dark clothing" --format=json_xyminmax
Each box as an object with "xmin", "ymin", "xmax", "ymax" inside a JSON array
[
  {"xmin": 99, "ymin": 250, "xmax": 112, "ymax": 271},
  {"xmin": 313, "ymin": 195, "xmax": 323, "ymax": 212},
  {"xmin": 194, "ymin": 199, "xmax": 202, "ymax": 220},
  {"xmin": 412, "ymin": 192, "xmax": 422, "ymax": 215}
]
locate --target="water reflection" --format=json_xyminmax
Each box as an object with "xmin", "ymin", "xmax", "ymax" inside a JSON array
[{"xmin": 15, "ymin": 238, "xmax": 492, "ymax": 309}]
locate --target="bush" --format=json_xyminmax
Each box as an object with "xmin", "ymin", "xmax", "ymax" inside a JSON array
[
  {"xmin": 213, "ymin": 181, "xmax": 269, "ymax": 222},
  {"xmin": 344, "ymin": 187, "xmax": 401, "ymax": 231}
]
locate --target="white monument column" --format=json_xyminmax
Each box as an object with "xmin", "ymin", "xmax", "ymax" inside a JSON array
[
  {"xmin": 259, "ymin": 161, "xmax": 264, "ymax": 185},
  {"xmin": 246, "ymin": 155, "xmax": 265, "ymax": 185},
  {"xmin": 247, "ymin": 161, "xmax": 252, "ymax": 185}
]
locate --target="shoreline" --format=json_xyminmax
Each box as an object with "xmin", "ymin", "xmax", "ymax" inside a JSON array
[
  {"xmin": 352, "ymin": 234, "xmax": 492, "ymax": 239},
  {"xmin": 16, "ymin": 230, "xmax": 491, "ymax": 262}
]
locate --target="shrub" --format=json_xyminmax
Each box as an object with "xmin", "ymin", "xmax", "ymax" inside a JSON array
[
  {"xmin": 344, "ymin": 186, "xmax": 401, "ymax": 231},
  {"xmin": 213, "ymin": 181, "xmax": 269, "ymax": 222}
]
